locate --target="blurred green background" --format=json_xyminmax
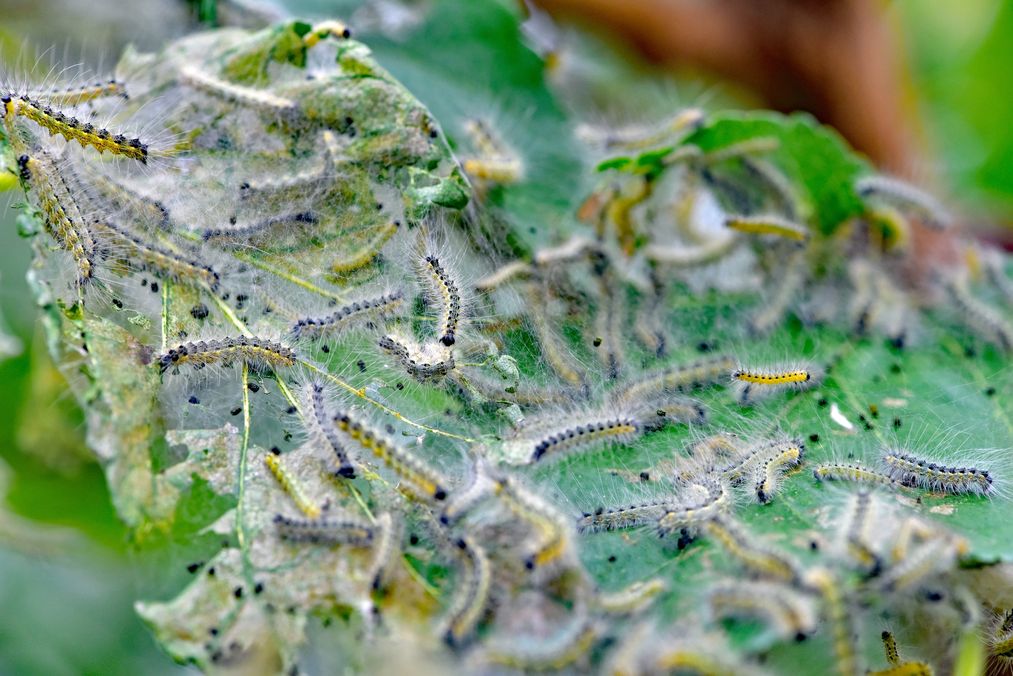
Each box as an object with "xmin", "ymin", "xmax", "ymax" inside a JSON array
[{"xmin": 0, "ymin": 0, "xmax": 1010, "ymax": 672}]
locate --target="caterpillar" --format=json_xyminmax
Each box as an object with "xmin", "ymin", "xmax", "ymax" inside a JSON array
[
  {"xmin": 804, "ymin": 567, "xmax": 858, "ymax": 676},
  {"xmin": 617, "ymin": 355, "xmax": 736, "ymax": 405},
  {"xmin": 334, "ymin": 411, "xmax": 449, "ymax": 502},
  {"xmin": 526, "ymin": 284, "xmax": 587, "ymax": 389},
  {"xmin": 718, "ymin": 437, "xmax": 806, "ymax": 486},
  {"xmin": 264, "ymin": 452, "xmax": 322, "ymax": 518},
  {"xmin": 73, "ymin": 167, "xmax": 170, "ymax": 230},
  {"xmin": 441, "ymin": 536, "xmax": 493, "ymax": 648},
  {"xmin": 480, "ymin": 610, "xmax": 598, "ymax": 670},
  {"xmin": 301, "ymin": 382, "xmax": 355, "ymax": 478},
  {"xmin": 881, "ymin": 449, "xmax": 993, "ymax": 496},
  {"xmin": 273, "ymin": 513, "xmax": 373, "ymax": 546},
  {"xmin": 643, "ymin": 234, "xmax": 738, "ymax": 268},
  {"xmin": 491, "ymin": 474, "xmax": 570, "ymax": 571},
  {"xmin": 527, "ymin": 415, "xmax": 640, "ymax": 463},
  {"xmin": 840, "ymin": 489, "xmax": 881, "ymax": 574},
  {"xmin": 439, "ymin": 467, "xmax": 493, "ymax": 526},
  {"xmin": 942, "ymin": 277, "xmax": 1013, "ymax": 353},
  {"xmin": 303, "ymin": 20, "xmax": 352, "ymax": 47},
  {"xmin": 703, "ymin": 516, "xmax": 803, "ymax": 585},
  {"xmin": 724, "ymin": 214, "xmax": 809, "ymax": 243},
  {"xmin": 462, "ymin": 157, "xmax": 524, "ymax": 183},
  {"xmin": 655, "ymin": 480, "xmax": 731, "ymax": 537},
  {"xmin": 989, "ymin": 609, "xmax": 1013, "ymax": 666},
  {"xmin": 881, "ymin": 630, "xmax": 901, "ymax": 666},
  {"xmin": 16, "ymin": 151, "xmax": 95, "ymax": 281},
  {"xmin": 578, "ymin": 499, "xmax": 678, "ymax": 534},
  {"xmin": 331, "ymin": 221, "xmax": 400, "ymax": 274},
  {"xmin": 632, "ymin": 284, "xmax": 668, "ymax": 358},
  {"xmin": 178, "ymin": 65, "xmax": 298, "ymax": 118},
  {"xmin": 708, "ymin": 579, "xmax": 817, "ymax": 641},
  {"xmin": 596, "ymin": 578, "xmax": 666, "ymax": 615},
  {"xmin": 3, "ymin": 94, "xmax": 148, "ymax": 162},
  {"xmin": 474, "ymin": 260, "xmax": 532, "ymax": 292},
  {"xmin": 291, "ymin": 290, "xmax": 404, "ymax": 340},
  {"xmin": 582, "ymin": 108, "xmax": 705, "ymax": 151},
  {"xmin": 461, "ymin": 118, "xmax": 523, "ymax": 185},
  {"xmin": 92, "ymin": 218, "xmax": 221, "ymax": 291},
  {"xmin": 417, "ymin": 251, "xmax": 462, "ymax": 346},
  {"xmin": 591, "ymin": 273, "xmax": 624, "ymax": 380},
  {"xmin": 239, "ymin": 130, "xmax": 341, "ymax": 200},
  {"xmin": 201, "ymin": 211, "xmax": 318, "ymax": 246},
  {"xmin": 753, "ymin": 441, "xmax": 804, "ymax": 503},
  {"xmin": 856, "ymin": 175, "xmax": 952, "ymax": 230},
  {"xmin": 634, "ymin": 398, "xmax": 708, "ymax": 432},
  {"xmin": 157, "ymin": 336, "xmax": 296, "ymax": 374},
  {"xmin": 367, "ymin": 512, "xmax": 398, "ymax": 590},
  {"xmin": 877, "ymin": 536, "xmax": 960, "ymax": 593},
  {"xmin": 39, "ymin": 79, "xmax": 128, "ymax": 106},
  {"xmin": 731, "ymin": 364, "xmax": 818, "ymax": 404},
  {"xmin": 378, "ymin": 334, "xmax": 456, "ymax": 382}
]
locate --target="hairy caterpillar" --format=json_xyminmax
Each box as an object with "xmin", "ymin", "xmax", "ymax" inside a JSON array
[
  {"xmin": 804, "ymin": 567, "xmax": 857, "ymax": 676},
  {"xmin": 578, "ymin": 499, "xmax": 678, "ymax": 534},
  {"xmin": 157, "ymin": 336, "xmax": 296, "ymax": 374},
  {"xmin": 839, "ymin": 489, "xmax": 881, "ymax": 574},
  {"xmin": 881, "ymin": 449, "xmax": 993, "ymax": 496},
  {"xmin": 460, "ymin": 118, "xmax": 523, "ymax": 185},
  {"xmin": 634, "ymin": 397, "xmax": 708, "ymax": 431},
  {"xmin": 491, "ymin": 474, "xmax": 571, "ymax": 571},
  {"xmin": 655, "ymin": 480, "xmax": 731, "ymax": 537},
  {"xmin": 301, "ymin": 382, "xmax": 355, "ymax": 478},
  {"xmin": 439, "ymin": 467, "xmax": 493, "ymax": 526},
  {"xmin": 617, "ymin": 355, "xmax": 736, "ymax": 404},
  {"xmin": 201, "ymin": 211, "xmax": 318, "ymax": 246},
  {"xmin": 702, "ymin": 516, "xmax": 803, "ymax": 585},
  {"xmin": 273, "ymin": 513, "xmax": 374, "ymax": 546},
  {"xmin": 856, "ymin": 175, "xmax": 952, "ymax": 230},
  {"xmin": 595, "ymin": 578, "xmax": 666, "ymax": 614},
  {"xmin": 178, "ymin": 65, "xmax": 298, "ymax": 118},
  {"xmin": 718, "ymin": 437, "xmax": 806, "ymax": 486},
  {"xmin": 881, "ymin": 630, "xmax": 901, "ymax": 666},
  {"xmin": 526, "ymin": 415, "xmax": 640, "ymax": 463},
  {"xmin": 942, "ymin": 277, "xmax": 1013, "ymax": 353},
  {"xmin": 40, "ymin": 79, "xmax": 128, "ymax": 106},
  {"xmin": 367, "ymin": 512, "xmax": 398, "ymax": 590},
  {"xmin": 876, "ymin": 536, "xmax": 961, "ymax": 593},
  {"xmin": 753, "ymin": 441, "xmax": 804, "ymax": 503},
  {"xmin": 334, "ymin": 411, "xmax": 449, "ymax": 502},
  {"xmin": 480, "ymin": 610, "xmax": 598, "ymax": 670},
  {"xmin": 239, "ymin": 130, "xmax": 341, "ymax": 200},
  {"xmin": 331, "ymin": 221, "xmax": 400, "ymax": 274},
  {"xmin": 442, "ymin": 536, "xmax": 493, "ymax": 648},
  {"xmin": 291, "ymin": 290, "xmax": 404, "ymax": 340},
  {"xmin": 378, "ymin": 334, "xmax": 456, "ymax": 382},
  {"xmin": 73, "ymin": 167, "xmax": 170, "ymax": 231},
  {"xmin": 92, "ymin": 218, "xmax": 221, "ymax": 291},
  {"xmin": 417, "ymin": 250, "xmax": 462, "ymax": 346},
  {"xmin": 3, "ymin": 94, "xmax": 148, "ymax": 162},
  {"xmin": 724, "ymin": 214, "xmax": 809, "ymax": 243},
  {"xmin": 708, "ymin": 579, "xmax": 817, "ymax": 641},
  {"xmin": 731, "ymin": 363, "xmax": 819, "ymax": 404},
  {"xmin": 264, "ymin": 452, "xmax": 322, "ymax": 518},
  {"xmin": 16, "ymin": 150, "xmax": 95, "ymax": 281},
  {"xmin": 525, "ymin": 284, "xmax": 587, "ymax": 389}
]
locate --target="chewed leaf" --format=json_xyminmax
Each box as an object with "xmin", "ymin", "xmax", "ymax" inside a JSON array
[{"xmin": 3, "ymin": 1, "xmax": 1013, "ymax": 674}]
